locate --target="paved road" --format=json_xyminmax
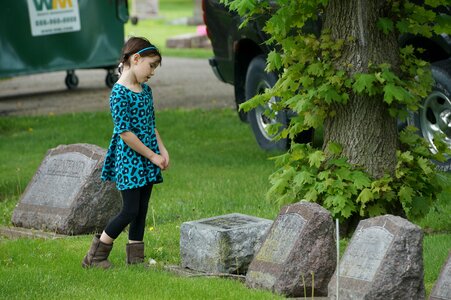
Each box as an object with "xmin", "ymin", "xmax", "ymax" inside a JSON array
[{"xmin": 0, "ymin": 57, "xmax": 235, "ymax": 116}]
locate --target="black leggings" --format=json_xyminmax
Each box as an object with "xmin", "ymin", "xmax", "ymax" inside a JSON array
[{"xmin": 104, "ymin": 184, "xmax": 153, "ymax": 241}]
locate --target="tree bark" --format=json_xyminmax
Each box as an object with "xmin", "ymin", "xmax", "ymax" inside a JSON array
[{"xmin": 322, "ymin": 0, "xmax": 400, "ymax": 178}]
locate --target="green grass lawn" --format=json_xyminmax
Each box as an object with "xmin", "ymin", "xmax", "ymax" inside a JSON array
[
  {"xmin": 125, "ymin": 0, "xmax": 213, "ymax": 58},
  {"xmin": 0, "ymin": 110, "xmax": 281, "ymax": 299},
  {"xmin": 0, "ymin": 110, "xmax": 450, "ymax": 299}
]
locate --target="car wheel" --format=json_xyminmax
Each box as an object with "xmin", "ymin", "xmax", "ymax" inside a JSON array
[
  {"xmin": 410, "ymin": 59, "xmax": 451, "ymax": 172},
  {"xmin": 246, "ymin": 55, "xmax": 289, "ymax": 151}
]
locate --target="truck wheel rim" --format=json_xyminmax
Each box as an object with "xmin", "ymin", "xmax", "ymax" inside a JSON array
[
  {"xmin": 255, "ymin": 80, "xmax": 278, "ymax": 140},
  {"xmin": 420, "ymin": 90, "xmax": 451, "ymax": 153}
]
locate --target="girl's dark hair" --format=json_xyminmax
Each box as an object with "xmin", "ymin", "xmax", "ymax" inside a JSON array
[{"xmin": 118, "ymin": 37, "xmax": 162, "ymax": 74}]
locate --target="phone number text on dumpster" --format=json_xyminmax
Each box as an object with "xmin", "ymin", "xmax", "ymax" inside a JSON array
[{"xmin": 35, "ymin": 17, "xmax": 78, "ymax": 26}]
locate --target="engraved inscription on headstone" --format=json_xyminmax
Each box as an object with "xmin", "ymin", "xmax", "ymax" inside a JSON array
[
  {"xmin": 339, "ymin": 226, "xmax": 394, "ymax": 282},
  {"xmin": 180, "ymin": 213, "xmax": 273, "ymax": 274},
  {"xmin": 256, "ymin": 213, "xmax": 305, "ymax": 264},
  {"xmin": 328, "ymin": 215, "xmax": 425, "ymax": 300},
  {"xmin": 430, "ymin": 252, "xmax": 451, "ymax": 300},
  {"xmin": 200, "ymin": 214, "xmax": 259, "ymax": 229},
  {"xmin": 21, "ymin": 153, "xmax": 96, "ymax": 209},
  {"xmin": 246, "ymin": 201, "xmax": 336, "ymax": 297},
  {"xmin": 12, "ymin": 144, "xmax": 121, "ymax": 235}
]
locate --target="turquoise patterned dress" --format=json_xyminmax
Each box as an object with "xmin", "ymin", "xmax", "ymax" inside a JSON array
[{"xmin": 101, "ymin": 83, "xmax": 163, "ymax": 190}]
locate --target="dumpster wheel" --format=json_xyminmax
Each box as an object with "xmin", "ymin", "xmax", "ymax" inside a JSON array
[
  {"xmin": 106, "ymin": 69, "xmax": 119, "ymax": 88},
  {"xmin": 65, "ymin": 70, "xmax": 79, "ymax": 89}
]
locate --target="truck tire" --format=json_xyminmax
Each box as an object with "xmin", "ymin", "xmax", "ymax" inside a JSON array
[
  {"xmin": 410, "ymin": 59, "xmax": 451, "ymax": 172},
  {"xmin": 246, "ymin": 55, "xmax": 289, "ymax": 151}
]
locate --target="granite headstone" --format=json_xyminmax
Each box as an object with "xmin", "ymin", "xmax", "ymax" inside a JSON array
[
  {"xmin": 430, "ymin": 251, "xmax": 451, "ymax": 300},
  {"xmin": 328, "ymin": 214, "xmax": 425, "ymax": 300},
  {"xmin": 133, "ymin": 0, "xmax": 158, "ymax": 19},
  {"xmin": 180, "ymin": 213, "xmax": 272, "ymax": 274},
  {"xmin": 12, "ymin": 144, "xmax": 121, "ymax": 235},
  {"xmin": 245, "ymin": 201, "xmax": 336, "ymax": 297}
]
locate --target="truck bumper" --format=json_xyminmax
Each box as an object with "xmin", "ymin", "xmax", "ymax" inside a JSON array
[{"xmin": 209, "ymin": 58, "xmax": 226, "ymax": 83}]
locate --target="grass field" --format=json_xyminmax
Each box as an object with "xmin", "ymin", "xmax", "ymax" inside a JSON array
[{"xmin": 0, "ymin": 110, "xmax": 450, "ymax": 299}]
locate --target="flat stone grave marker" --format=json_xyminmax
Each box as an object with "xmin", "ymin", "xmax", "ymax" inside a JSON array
[
  {"xmin": 328, "ymin": 214, "xmax": 425, "ymax": 300},
  {"xmin": 180, "ymin": 213, "xmax": 272, "ymax": 274},
  {"xmin": 430, "ymin": 251, "xmax": 451, "ymax": 300},
  {"xmin": 246, "ymin": 201, "xmax": 336, "ymax": 297},
  {"xmin": 12, "ymin": 144, "xmax": 121, "ymax": 235}
]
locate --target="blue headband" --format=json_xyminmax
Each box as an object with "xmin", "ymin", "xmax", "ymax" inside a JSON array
[{"xmin": 136, "ymin": 46, "xmax": 157, "ymax": 54}]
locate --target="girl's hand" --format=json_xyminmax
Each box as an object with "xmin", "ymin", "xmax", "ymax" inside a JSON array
[
  {"xmin": 149, "ymin": 153, "xmax": 167, "ymax": 170},
  {"xmin": 160, "ymin": 149, "xmax": 170, "ymax": 170}
]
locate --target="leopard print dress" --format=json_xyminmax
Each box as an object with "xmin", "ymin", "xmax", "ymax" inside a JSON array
[{"xmin": 101, "ymin": 83, "xmax": 163, "ymax": 190}]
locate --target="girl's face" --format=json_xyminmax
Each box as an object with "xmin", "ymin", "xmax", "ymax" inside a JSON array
[{"xmin": 131, "ymin": 54, "xmax": 160, "ymax": 83}]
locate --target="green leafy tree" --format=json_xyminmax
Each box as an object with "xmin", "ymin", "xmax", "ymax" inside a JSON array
[{"xmin": 223, "ymin": 0, "xmax": 451, "ymax": 223}]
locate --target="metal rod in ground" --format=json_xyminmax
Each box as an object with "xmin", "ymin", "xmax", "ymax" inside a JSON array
[{"xmin": 336, "ymin": 218, "xmax": 339, "ymax": 300}]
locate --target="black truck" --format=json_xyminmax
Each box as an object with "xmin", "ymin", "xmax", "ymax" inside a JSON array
[{"xmin": 202, "ymin": 0, "xmax": 451, "ymax": 170}]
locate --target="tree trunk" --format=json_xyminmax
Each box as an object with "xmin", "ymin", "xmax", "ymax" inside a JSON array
[{"xmin": 322, "ymin": 0, "xmax": 400, "ymax": 178}]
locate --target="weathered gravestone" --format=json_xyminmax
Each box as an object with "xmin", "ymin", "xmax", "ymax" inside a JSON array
[
  {"xmin": 188, "ymin": 0, "xmax": 203, "ymax": 25},
  {"xmin": 430, "ymin": 251, "xmax": 451, "ymax": 300},
  {"xmin": 133, "ymin": 0, "xmax": 159, "ymax": 19},
  {"xmin": 180, "ymin": 213, "xmax": 272, "ymax": 274},
  {"xmin": 328, "ymin": 214, "xmax": 425, "ymax": 300},
  {"xmin": 245, "ymin": 201, "xmax": 336, "ymax": 297},
  {"xmin": 12, "ymin": 144, "xmax": 121, "ymax": 235}
]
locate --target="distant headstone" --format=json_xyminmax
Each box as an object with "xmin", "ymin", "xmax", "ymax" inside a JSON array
[
  {"xmin": 246, "ymin": 201, "xmax": 336, "ymax": 297},
  {"xmin": 133, "ymin": 0, "xmax": 158, "ymax": 19},
  {"xmin": 430, "ymin": 251, "xmax": 451, "ymax": 300},
  {"xmin": 188, "ymin": 0, "xmax": 203, "ymax": 25},
  {"xmin": 328, "ymin": 214, "xmax": 425, "ymax": 300},
  {"xmin": 12, "ymin": 144, "xmax": 121, "ymax": 235},
  {"xmin": 166, "ymin": 33, "xmax": 211, "ymax": 49},
  {"xmin": 180, "ymin": 213, "xmax": 272, "ymax": 274}
]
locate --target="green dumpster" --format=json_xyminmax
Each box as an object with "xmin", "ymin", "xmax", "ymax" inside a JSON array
[{"xmin": 0, "ymin": 0, "xmax": 129, "ymax": 89}]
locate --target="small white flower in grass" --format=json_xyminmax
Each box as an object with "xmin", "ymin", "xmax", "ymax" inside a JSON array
[{"xmin": 148, "ymin": 258, "xmax": 157, "ymax": 266}]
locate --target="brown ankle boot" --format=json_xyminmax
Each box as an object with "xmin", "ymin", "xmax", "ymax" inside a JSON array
[
  {"xmin": 82, "ymin": 234, "xmax": 113, "ymax": 269},
  {"xmin": 126, "ymin": 242, "xmax": 145, "ymax": 264}
]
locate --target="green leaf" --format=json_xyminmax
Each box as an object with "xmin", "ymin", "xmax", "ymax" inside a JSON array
[
  {"xmin": 357, "ymin": 188, "xmax": 373, "ymax": 204},
  {"xmin": 398, "ymin": 186, "xmax": 414, "ymax": 204},
  {"xmin": 396, "ymin": 20, "xmax": 409, "ymax": 33},
  {"xmin": 307, "ymin": 62, "xmax": 324, "ymax": 77},
  {"xmin": 293, "ymin": 170, "xmax": 315, "ymax": 186},
  {"xmin": 383, "ymin": 84, "xmax": 411, "ymax": 104},
  {"xmin": 424, "ymin": 0, "xmax": 442, "ymax": 7},
  {"xmin": 340, "ymin": 199, "xmax": 356, "ymax": 218},
  {"xmin": 322, "ymin": 86, "xmax": 343, "ymax": 104},
  {"xmin": 434, "ymin": 14, "xmax": 451, "ymax": 35},
  {"xmin": 367, "ymin": 203, "xmax": 386, "ymax": 217},
  {"xmin": 326, "ymin": 142, "xmax": 342, "ymax": 155},
  {"xmin": 304, "ymin": 188, "xmax": 318, "ymax": 202},
  {"xmin": 417, "ymin": 157, "xmax": 433, "ymax": 175},
  {"xmin": 335, "ymin": 167, "xmax": 352, "ymax": 181},
  {"xmin": 267, "ymin": 50, "xmax": 282, "ymax": 70},
  {"xmin": 377, "ymin": 18, "xmax": 394, "ymax": 34},
  {"xmin": 353, "ymin": 73, "xmax": 377, "ymax": 95},
  {"xmin": 351, "ymin": 172, "xmax": 372, "ymax": 190},
  {"xmin": 308, "ymin": 150, "xmax": 325, "ymax": 168}
]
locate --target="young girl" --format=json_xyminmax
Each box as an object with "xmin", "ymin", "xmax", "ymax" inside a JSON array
[{"xmin": 82, "ymin": 37, "xmax": 169, "ymax": 269}]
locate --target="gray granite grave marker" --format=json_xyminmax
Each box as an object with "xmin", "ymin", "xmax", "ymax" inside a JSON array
[
  {"xmin": 188, "ymin": 0, "xmax": 204, "ymax": 25},
  {"xmin": 180, "ymin": 213, "xmax": 272, "ymax": 274},
  {"xmin": 12, "ymin": 144, "xmax": 121, "ymax": 235},
  {"xmin": 430, "ymin": 251, "xmax": 451, "ymax": 300},
  {"xmin": 328, "ymin": 214, "xmax": 425, "ymax": 300},
  {"xmin": 133, "ymin": 0, "xmax": 158, "ymax": 19},
  {"xmin": 245, "ymin": 201, "xmax": 336, "ymax": 297}
]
